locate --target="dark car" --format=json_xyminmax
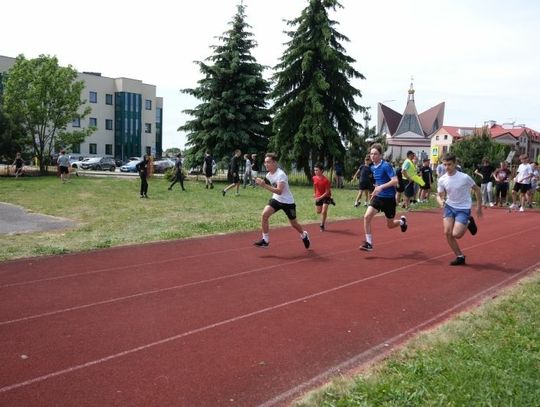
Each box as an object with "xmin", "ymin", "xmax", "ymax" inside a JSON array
[{"xmin": 80, "ymin": 157, "xmax": 116, "ymax": 171}]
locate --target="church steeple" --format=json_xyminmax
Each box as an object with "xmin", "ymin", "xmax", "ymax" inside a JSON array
[{"xmin": 408, "ymin": 76, "xmax": 415, "ymax": 102}]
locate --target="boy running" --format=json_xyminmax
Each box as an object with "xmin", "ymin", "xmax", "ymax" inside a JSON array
[
  {"xmin": 253, "ymin": 153, "xmax": 310, "ymax": 249},
  {"xmin": 312, "ymin": 163, "xmax": 334, "ymax": 231},
  {"xmin": 437, "ymin": 153, "xmax": 482, "ymax": 266},
  {"xmin": 360, "ymin": 143, "xmax": 408, "ymax": 252}
]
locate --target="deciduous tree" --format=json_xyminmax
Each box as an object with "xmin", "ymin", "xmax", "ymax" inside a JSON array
[{"xmin": 3, "ymin": 55, "xmax": 91, "ymax": 174}]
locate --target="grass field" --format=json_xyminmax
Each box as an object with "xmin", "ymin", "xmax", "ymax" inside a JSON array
[
  {"xmin": 1, "ymin": 174, "xmax": 538, "ymax": 406},
  {"xmin": 0, "ymin": 174, "xmax": 372, "ymax": 261}
]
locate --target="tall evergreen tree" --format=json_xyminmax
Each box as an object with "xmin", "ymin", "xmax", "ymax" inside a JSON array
[
  {"xmin": 270, "ymin": 0, "xmax": 365, "ymax": 179},
  {"xmin": 179, "ymin": 3, "xmax": 271, "ymax": 166}
]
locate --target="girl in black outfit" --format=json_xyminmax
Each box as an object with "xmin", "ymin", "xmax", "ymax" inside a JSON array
[{"xmin": 136, "ymin": 155, "xmax": 150, "ymax": 198}]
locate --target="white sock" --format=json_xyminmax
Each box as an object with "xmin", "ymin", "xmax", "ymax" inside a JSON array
[
  {"xmin": 301, "ymin": 231, "xmax": 308, "ymax": 238},
  {"xmin": 365, "ymin": 234, "xmax": 372, "ymax": 244},
  {"xmin": 262, "ymin": 233, "xmax": 269, "ymax": 242}
]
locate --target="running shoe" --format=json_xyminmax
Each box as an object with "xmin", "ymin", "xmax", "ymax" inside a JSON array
[
  {"xmin": 302, "ymin": 232, "xmax": 311, "ymax": 249},
  {"xmin": 467, "ymin": 216, "xmax": 477, "ymax": 235},
  {"xmin": 253, "ymin": 239, "xmax": 269, "ymax": 248},
  {"xmin": 450, "ymin": 256, "xmax": 466, "ymax": 266},
  {"xmin": 359, "ymin": 241, "xmax": 373, "ymax": 251},
  {"xmin": 400, "ymin": 216, "xmax": 408, "ymax": 232},
  {"xmin": 319, "ymin": 224, "xmax": 325, "ymax": 232}
]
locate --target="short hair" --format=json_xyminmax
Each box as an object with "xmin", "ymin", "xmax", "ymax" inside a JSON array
[
  {"xmin": 265, "ymin": 152, "xmax": 278, "ymax": 162},
  {"xmin": 442, "ymin": 153, "xmax": 456, "ymax": 163},
  {"xmin": 244, "ymin": 154, "xmax": 249, "ymax": 159},
  {"xmin": 364, "ymin": 155, "xmax": 371, "ymax": 161},
  {"xmin": 370, "ymin": 143, "xmax": 383, "ymax": 154},
  {"xmin": 423, "ymin": 158, "xmax": 430, "ymax": 163},
  {"xmin": 314, "ymin": 162, "xmax": 324, "ymax": 171},
  {"xmin": 406, "ymin": 150, "xmax": 415, "ymax": 158}
]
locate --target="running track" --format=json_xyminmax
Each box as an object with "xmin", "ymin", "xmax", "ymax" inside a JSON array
[{"xmin": 0, "ymin": 209, "xmax": 538, "ymax": 406}]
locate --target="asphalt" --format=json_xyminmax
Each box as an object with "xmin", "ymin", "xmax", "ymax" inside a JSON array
[{"xmin": 0, "ymin": 202, "xmax": 76, "ymax": 235}]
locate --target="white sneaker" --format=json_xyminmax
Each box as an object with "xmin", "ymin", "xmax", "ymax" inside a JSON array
[
  {"xmin": 510, "ymin": 204, "xmax": 517, "ymax": 209},
  {"xmin": 519, "ymin": 206, "xmax": 524, "ymax": 212},
  {"xmin": 489, "ymin": 202, "xmax": 494, "ymax": 207}
]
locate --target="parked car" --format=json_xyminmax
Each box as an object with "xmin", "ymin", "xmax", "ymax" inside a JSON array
[
  {"xmin": 153, "ymin": 158, "xmax": 175, "ymax": 173},
  {"xmin": 120, "ymin": 160, "xmax": 140, "ymax": 173},
  {"xmin": 80, "ymin": 157, "xmax": 116, "ymax": 171},
  {"xmin": 70, "ymin": 157, "xmax": 92, "ymax": 169}
]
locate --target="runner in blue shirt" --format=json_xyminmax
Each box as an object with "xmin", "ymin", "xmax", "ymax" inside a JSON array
[{"xmin": 360, "ymin": 143, "xmax": 408, "ymax": 251}]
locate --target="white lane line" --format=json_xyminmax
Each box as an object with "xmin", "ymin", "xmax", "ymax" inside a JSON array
[
  {"xmin": 1, "ymin": 226, "xmax": 536, "ymax": 326},
  {"xmin": 257, "ymin": 262, "xmax": 540, "ymax": 407}
]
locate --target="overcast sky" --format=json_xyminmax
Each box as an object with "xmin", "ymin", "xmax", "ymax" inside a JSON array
[{"xmin": 2, "ymin": 0, "xmax": 539, "ymax": 149}]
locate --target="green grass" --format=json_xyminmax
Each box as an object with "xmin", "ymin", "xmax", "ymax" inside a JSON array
[
  {"xmin": 0, "ymin": 175, "xmax": 386, "ymax": 261},
  {"xmin": 295, "ymin": 271, "xmax": 540, "ymax": 407}
]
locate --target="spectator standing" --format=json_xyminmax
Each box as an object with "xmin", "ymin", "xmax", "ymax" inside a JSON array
[
  {"xmin": 136, "ymin": 155, "xmax": 150, "ymax": 198},
  {"xmin": 223, "ymin": 149, "xmax": 242, "ymax": 196},
  {"xmin": 202, "ymin": 152, "xmax": 214, "ymax": 189},
  {"xmin": 436, "ymin": 153, "xmax": 482, "ymax": 266},
  {"xmin": 57, "ymin": 150, "xmax": 70, "ymax": 183},
  {"xmin": 334, "ymin": 161, "xmax": 344, "ymax": 188},
  {"xmin": 493, "ymin": 161, "xmax": 511, "ymax": 206},
  {"xmin": 168, "ymin": 153, "xmax": 186, "ymax": 191},
  {"xmin": 510, "ymin": 154, "xmax": 533, "ymax": 212},
  {"xmin": 474, "ymin": 158, "xmax": 495, "ymax": 207},
  {"xmin": 243, "ymin": 154, "xmax": 252, "ymax": 188},
  {"xmin": 419, "ymin": 158, "xmax": 434, "ymax": 202},
  {"xmin": 359, "ymin": 143, "xmax": 408, "ymax": 252},
  {"xmin": 351, "ymin": 155, "xmax": 373, "ymax": 207},
  {"xmin": 527, "ymin": 161, "xmax": 539, "ymax": 208},
  {"xmin": 12, "ymin": 152, "xmax": 24, "ymax": 178},
  {"xmin": 250, "ymin": 154, "xmax": 259, "ymax": 186},
  {"xmin": 253, "ymin": 153, "xmax": 310, "ymax": 249}
]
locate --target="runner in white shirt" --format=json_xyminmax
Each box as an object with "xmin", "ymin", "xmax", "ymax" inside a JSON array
[
  {"xmin": 510, "ymin": 154, "xmax": 534, "ymax": 211},
  {"xmin": 253, "ymin": 153, "xmax": 310, "ymax": 249},
  {"xmin": 437, "ymin": 153, "xmax": 482, "ymax": 266}
]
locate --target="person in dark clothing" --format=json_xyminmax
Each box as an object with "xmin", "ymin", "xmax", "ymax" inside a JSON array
[
  {"xmin": 136, "ymin": 155, "xmax": 150, "ymax": 198},
  {"xmin": 203, "ymin": 152, "xmax": 215, "ymax": 189},
  {"xmin": 250, "ymin": 154, "xmax": 260, "ymax": 186},
  {"xmin": 12, "ymin": 152, "xmax": 24, "ymax": 178},
  {"xmin": 419, "ymin": 158, "xmax": 434, "ymax": 202},
  {"xmin": 223, "ymin": 149, "xmax": 242, "ymax": 196},
  {"xmin": 474, "ymin": 157, "xmax": 495, "ymax": 207},
  {"xmin": 168, "ymin": 153, "xmax": 186, "ymax": 191},
  {"xmin": 352, "ymin": 155, "xmax": 373, "ymax": 207}
]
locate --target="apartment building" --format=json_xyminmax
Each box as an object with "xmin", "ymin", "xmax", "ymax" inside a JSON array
[{"xmin": 0, "ymin": 55, "xmax": 163, "ymax": 161}]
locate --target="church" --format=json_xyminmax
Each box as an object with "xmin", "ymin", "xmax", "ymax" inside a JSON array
[{"xmin": 377, "ymin": 82, "xmax": 444, "ymax": 161}]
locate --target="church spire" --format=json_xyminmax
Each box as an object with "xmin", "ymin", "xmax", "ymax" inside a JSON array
[{"xmin": 408, "ymin": 76, "xmax": 415, "ymax": 102}]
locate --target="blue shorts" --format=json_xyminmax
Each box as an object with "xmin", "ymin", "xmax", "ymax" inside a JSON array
[{"xmin": 443, "ymin": 204, "xmax": 470, "ymax": 225}]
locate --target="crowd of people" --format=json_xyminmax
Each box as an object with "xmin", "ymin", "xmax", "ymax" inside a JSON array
[{"xmin": 7, "ymin": 146, "xmax": 538, "ymax": 264}]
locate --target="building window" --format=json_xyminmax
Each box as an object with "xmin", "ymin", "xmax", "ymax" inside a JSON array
[
  {"xmin": 145, "ymin": 123, "xmax": 151, "ymax": 133},
  {"xmin": 146, "ymin": 146, "xmax": 152, "ymax": 156},
  {"xmin": 89, "ymin": 117, "xmax": 97, "ymax": 127},
  {"xmin": 72, "ymin": 117, "xmax": 81, "ymax": 127},
  {"xmin": 444, "ymin": 135, "xmax": 448, "ymax": 140},
  {"xmin": 435, "ymin": 135, "xmax": 439, "ymax": 141},
  {"xmin": 145, "ymin": 99, "xmax": 152, "ymax": 110},
  {"xmin": 89, "ymin": 143, "xmax": 97, "ymax": 154},
  {"xmin": 105, "ymin": 144, "xmax": 113, "ymax": 155},
  {"xmin": 72, "ymin": 143, "xmax": 80, "ymax": 154},
  {"xmin": 89, "ymin": 91, "xmax": 97, "ymax": 103},
  {"xmin": 105, "ymin": 119, "xmax": 113, "ymax": 130},
  {"xmin": 106, "ymin": 93, "xmax": 113, "ymax": 105}
]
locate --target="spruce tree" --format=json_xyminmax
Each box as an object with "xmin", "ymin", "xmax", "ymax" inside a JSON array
[
  {"xmin": 270, "ymin": 0, "xmax": 365, "ymax": 179},
  {"xmin": 179, "ymin": 3, "xmax": 270, "ymax": 167}
]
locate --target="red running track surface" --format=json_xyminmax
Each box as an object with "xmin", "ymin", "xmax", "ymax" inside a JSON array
[{"xmin": 0, "ymin": 209, "xmax": 539, "ymax": 406}]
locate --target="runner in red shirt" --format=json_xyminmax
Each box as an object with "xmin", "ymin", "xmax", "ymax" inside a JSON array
[{"xmin": 312, "ymin": 162, "xmax": 335, "ymax": 231}]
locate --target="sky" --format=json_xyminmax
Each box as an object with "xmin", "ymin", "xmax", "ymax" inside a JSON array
[{"xmin": 2, "ymin": 0, "xmax": 539, "ymax": 150}]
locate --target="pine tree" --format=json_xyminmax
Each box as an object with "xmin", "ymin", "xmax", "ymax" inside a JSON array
[
  {"xmin": 179, "ymin": 3, "xmax": 270, "ymax": 167},
  {"xmin": 270, "ymin": 0, "xmax": 365, "ymax": 179}
]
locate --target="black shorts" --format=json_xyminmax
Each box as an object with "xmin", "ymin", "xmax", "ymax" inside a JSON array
[
  {"xmin": 59, "ymin": 166, "xmax": 69, "ymax": 174},
  {"xmin": 420, "ymin": 183, "xmax": 431, "ymax": 190},
  {"xmin": 513, "ymin": 182, "xmax": 530, "ymax": 194},
  {"xmin": 268, "ymin": 199, "xmax": 297, "ymax": 220},
  {"xmin": 315, "ymin": 197, "xmax": 332, "ymax": 206},
  {"xmin": 228, "ymin": 172, "xmax": 240, "ymax": 183},
  {"xmin": 370, "ymin": 196, "xmax": 397, "ymax": 219},
  {"xmin": 404, "ymin": 182, "xmax": 415, "ymax": 197},
  {"xmin": 359, "ymin": 181, "xmax": 373, "ymax": 191}
]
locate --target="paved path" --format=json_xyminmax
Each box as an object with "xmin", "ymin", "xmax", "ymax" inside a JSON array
[{"xmin": 0, "ymin": 203, "xmax": 76, "ymax": 235}]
